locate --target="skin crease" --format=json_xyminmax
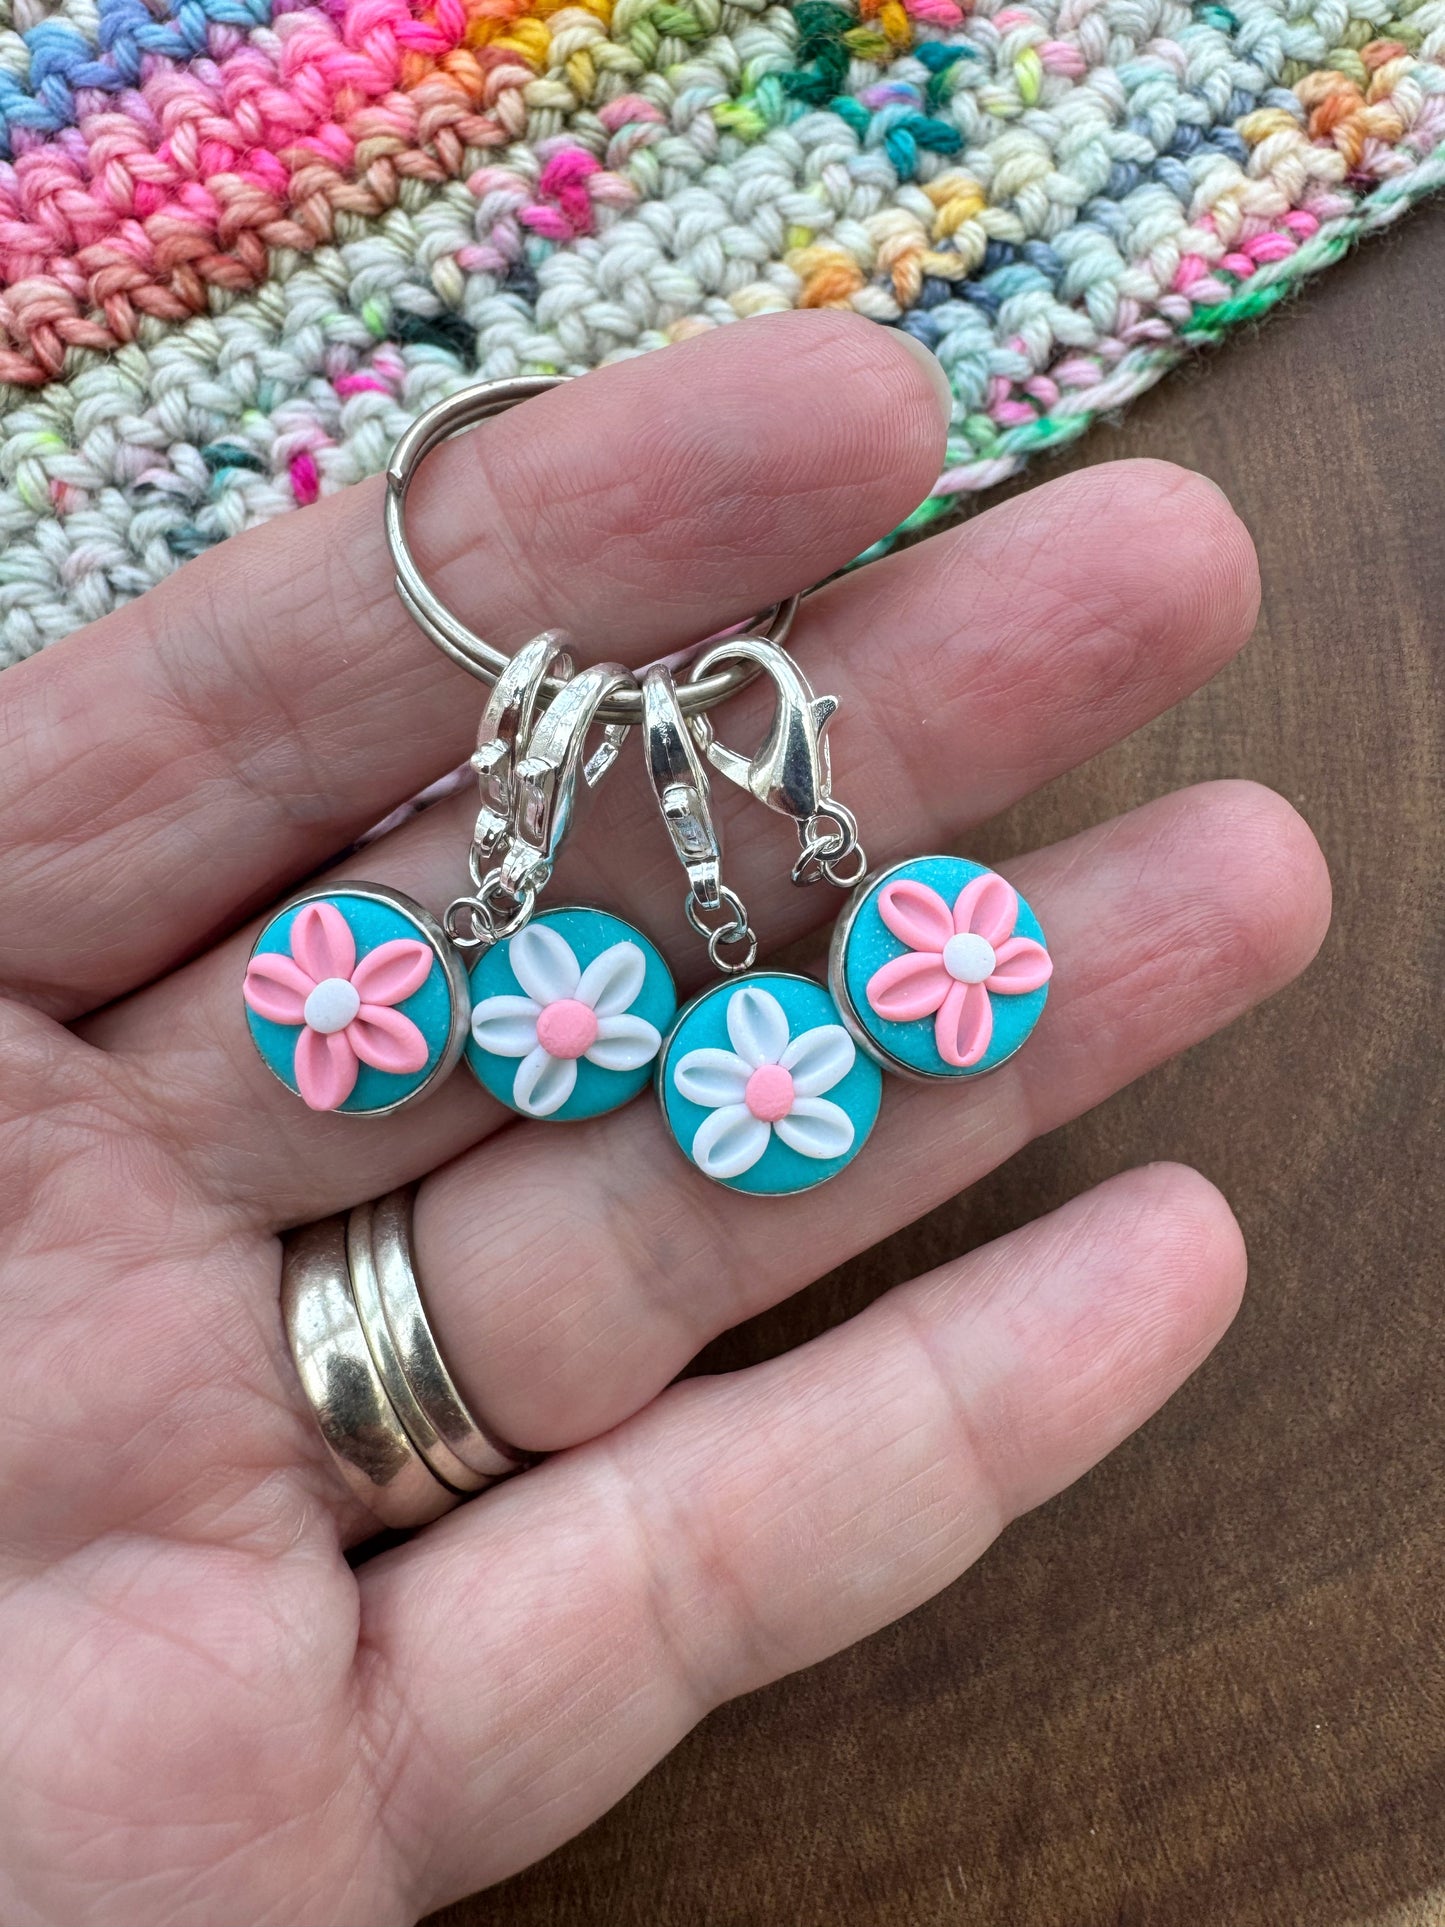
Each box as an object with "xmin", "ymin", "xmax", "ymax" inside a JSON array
[{"xmin": 0, "ymin": 314, "xmax": 1331, "ymax": 1926}]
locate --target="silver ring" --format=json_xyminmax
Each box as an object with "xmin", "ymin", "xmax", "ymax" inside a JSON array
[
  {"xmin": 281, "ymin": 1216, "xmax": 458, "ymax": 1530},
  {"xmin": 346, "ymin": 1201, "xmax": 490, "ymax": 1494},
  {"xmin": 384, "ymin": 375, "xmax": 800, "ymax": 725},
  {"xmin": 281, "ymin": 1195, "xmax": 530, "ymax": 1531},
  {"xmin": 367, "ymin": 1188, "xmax": 530, "ymax": 1484}
]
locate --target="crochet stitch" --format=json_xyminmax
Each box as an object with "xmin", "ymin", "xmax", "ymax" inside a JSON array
[{"xmin": 1, "ymin": 0, "xmax": 1443, "ymax": 661}]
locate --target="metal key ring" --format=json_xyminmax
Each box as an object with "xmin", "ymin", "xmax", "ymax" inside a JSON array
[{"xmin": 384, "ymin": 375, "xmax": 799, "ymax": 727}]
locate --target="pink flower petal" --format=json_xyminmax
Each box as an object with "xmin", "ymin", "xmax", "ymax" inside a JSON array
[
  {"xmin": 987, "ymin": 935, "xmax": 1053, "ymax": 995},
  {"xmin": 935, "ymin": 980, "xmax": 992, "ymax": 1068},
  {"xmin": 294, "ymin": 1027, "xmax": 359, "ymax": 1111},
  {"xmin": 876, "ymin": 878, "xmax": 954, "ymax": 954},
  {"xmin": 242, "ymin": 952, "xmax": 313, "ymax": 1025},
  {"xmin": 953, "ymin": 872, "xmax": 1018, "ymax": 946},
  {"xmin": 290, "ymin": 901, "xmax": 356, "ymax": 984},
  {"xmin": 866, "ymin": 952, "xmax": 953, "ymax": 1023},
  {"xmin": 348, "ymin": 1004, "xmax": 431, "ymax": 1076},
  {"xmin": 350, "ymin": 938, "xmax": 433, "ymax": 1007}
]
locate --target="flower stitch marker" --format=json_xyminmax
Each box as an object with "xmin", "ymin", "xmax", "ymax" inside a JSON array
[
  {"xmin": 830, "ymin": 856, "xmax": 1053, "ymax": 1081},
  {"xmin": 467, "ymin": 908, "xmax": 677, "ymax": 1121},
  {"xmin": 657, "ymin": 974, "xmax": 883, "ymax": 1195},
  {"xmin": 864, "ymin": 870, "xmax": 1052, "ymax": 1067},
  {"xmin": 243, "ymin": 887, "xmax": 470, "ymax": 1115},
  {"xmin": 242, "ymin": 378, "xmax": 803, "ymax": 1124},
  {"xmin": 670, "ymin": 982, "xmax": 858, "ymax": 1180}
]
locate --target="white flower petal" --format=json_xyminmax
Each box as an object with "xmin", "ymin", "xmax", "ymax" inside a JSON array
[
  {"xmin": 779, "ymin": 1023, "xmax": 855, "ymax": 1097},
  {"xmin": 509, "ymin": 923, "xmax": 581, "ymax": 1007},
  {"xmin": 512, "ymin": 1045, "xmax": 577, "ymax": 1118},
  {"xmin": 470, "ymin": 995, "xmax": 542, "ymax": 1057},
  {"xmin": 672, "ymin": 1047, "xmax": 751, "ymax": 1108},
  {"xmin": 725, "ymin": 984, "xmax": 789, "ymax": 1068},
  {"xmin": 576, "ymin": 940, "xmax": 646, "ymax": 1017},
  {"xmin": 692, "ymin": 1104, "xmax": 772, "ymax": 1181},
  {"xmin": 773, "ymin": 1096, "xmax": 854, "ymax": 1162},
  {"xmin": 586, "ymin": 1012, "xmax": 661, "ymax": 1072}
]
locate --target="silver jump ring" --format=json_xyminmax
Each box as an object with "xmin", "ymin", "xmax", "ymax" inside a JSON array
[
  {"xmin": 385, "ymin": 375, "xmax": 800, "ymax": 726},
  {"xmin": 792, "ymin": 804, "xmax": 867, "ymax": 889},
  {"xmin": 685, "ymin": 884, "xmax": 757, "ymax": 975},
  {"xmin": 444, "ymin": 876, "xmax": 536, "ymax": 952}
]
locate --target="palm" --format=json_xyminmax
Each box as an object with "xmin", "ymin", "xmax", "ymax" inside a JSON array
[{"xmin": 0, "ymin": 315, "xmax": 1328, "ymax": 1926}]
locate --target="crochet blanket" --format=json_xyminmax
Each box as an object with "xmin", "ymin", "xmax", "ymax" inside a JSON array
[{"xmin": 2, "ymin": 0, "xmax": 1443, "ymax": 663}]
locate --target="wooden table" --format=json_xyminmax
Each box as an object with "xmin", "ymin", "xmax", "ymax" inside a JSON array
[{"xmin": 439, "ymin": 203, "xmax": 1445, "ymax": 1927}]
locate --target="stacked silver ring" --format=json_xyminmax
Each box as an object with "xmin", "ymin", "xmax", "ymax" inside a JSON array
[{"xmin": 282, "ymin": 1188, "xmax": 530, "ymax": 1529}]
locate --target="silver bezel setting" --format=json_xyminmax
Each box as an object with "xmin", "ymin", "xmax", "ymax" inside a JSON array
[
  {"xmin": 462, "ymin": 903, "xmax": 677, "ymax": 1118},
  {"xmin": 828, "ymin": 856, "xmax": 1035, "ymax": 1085},
  {"xmin": 654, "ymin": 968, "xmax": 870, "ymax": 1196},
  {"xmin": 244, "ymin": 880, "xmax": 471, "ymax": 1117}
]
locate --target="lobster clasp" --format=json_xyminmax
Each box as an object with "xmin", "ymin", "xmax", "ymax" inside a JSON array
[
  {"xmin": 642, "ymin": 665, "xmax": 725, "ymax": 910},
  {"xmin": 470, "ymin": 630, "xmax": 575, "ymax": 866},
  {"xmin": 505, "ymin": 662, "xmax": 635, "ymax": 896},
  {"xmin": 687, "ymin": 635, "xmax": 838, "ymax": 824}
]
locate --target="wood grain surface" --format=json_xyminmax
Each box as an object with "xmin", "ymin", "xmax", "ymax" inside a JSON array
[{"xmin": 435, "ymin": 204, "xmax": 1445, "ymax": 1927}]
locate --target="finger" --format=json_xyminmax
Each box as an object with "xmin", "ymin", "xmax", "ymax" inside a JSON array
[
  {"xmin": 356, "ymin": 1163, "xmax": 1246, "ymax": 1911},
  {"xmin": 400, "ymin": 779, "xmax": 1326, "ymax": 1451},
  {"xmin": 0, "ymin": 313, "xmax": 949, "ymax": 1018},
  {"xmin": 90, "ymin": 463, "xmax": 1260, "ymax": 1219}
]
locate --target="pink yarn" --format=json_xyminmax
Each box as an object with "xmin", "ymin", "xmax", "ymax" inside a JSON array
[
  {"xmin": 289, "ymin": 450, "xmax": 320, "ymax": 504},
  {"xmin": 522, "ymin": 149, "xmax": 603, "ymax": 239}
]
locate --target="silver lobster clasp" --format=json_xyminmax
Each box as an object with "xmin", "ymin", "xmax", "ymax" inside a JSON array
[
  {"xmin": 642, "ymin": 662, "xmax": 758, "ymax": 974},
  {"xmin": 687, "ymin": 634, "xmax": 866, "ymax": 891},
  {"xmin": 505, "ymin": 662, "xmax": 635, "ymax": 898},
  {"xmin": 642, "ymin": 664, "xmax": 724, "ymax": 911},
  {"xmin": 687, "ymin": 635, "xmax": 838, "ymax": 824},
  {"xmin": 470, "ymin": 630, "xmax": 574, "ymax": 866}
]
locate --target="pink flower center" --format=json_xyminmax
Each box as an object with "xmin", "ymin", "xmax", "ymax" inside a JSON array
[
  {"xmin": 536, "ymin": 998, "xmax": 599, "ymax": 1060},
  {"xmin": 744, "ymin": 1063, "xmax": 795, "ymax": 1124}
]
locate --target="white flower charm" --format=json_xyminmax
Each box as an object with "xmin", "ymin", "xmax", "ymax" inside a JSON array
[
  {"xmin": 671, "ymin": 983, "xmax": 857, "ymax": 1182},
  {"xmin": 470, "ymin": 923, "xmax": 663, "ymax": 1118}
]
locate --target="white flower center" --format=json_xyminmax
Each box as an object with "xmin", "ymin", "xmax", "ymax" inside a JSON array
[
  {"xmin": 942, "ymin": 932, "xmax": 996, "ymax": 985},
  {"xmin": 303, "ymin": 976, "xmax": 360, "ymax": 1034}
]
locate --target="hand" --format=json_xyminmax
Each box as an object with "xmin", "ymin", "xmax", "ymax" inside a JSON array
[{"xmin": 0, "ymin": 313, "xmax": 1328, "ymax": 1925}]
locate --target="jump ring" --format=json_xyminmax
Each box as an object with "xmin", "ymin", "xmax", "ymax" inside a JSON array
[
  {"xmin": 708, "ymin": 923, "xmax": 759, "ymax": 974},
  {"xmin": 490, "ymin": 886, "xmax": 537, "ymax": 940},
  {"xmin": 821, "ymin": 843, "xmax": 869, "ymax": 889},
  {"xmin": 443, "ymin": 876, "xmax": 535, "ymax": 951},
  {"xmin": 385, "ymin": 376, "xmax": 801, "ymax": 725},
  {"xmin": 686, "ymin": 884, "xmax": 758, "ymax": 974},
  {"xmin": 791, "ymin": 806, "xmax": 865, "ymax": 889},
  {"xmin": 446, "ymin": 874, "xmax": 539, "ymax": 948},
  {"xmin": 684, "ymin": 881, "xmax": 749, "ymax": 942},
  {"xmin": 443, "ymin": 896, "xmax": 494, "ymax": 950}
]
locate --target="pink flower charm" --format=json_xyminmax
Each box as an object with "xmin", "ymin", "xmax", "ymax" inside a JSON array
[
  {"xmin": 243, "ymin": 901, "xmax": 434, "ymax": 1111},
  {"xmin": 865, "ymin": 871, "xmax": 1052, "ymax": 1069}
]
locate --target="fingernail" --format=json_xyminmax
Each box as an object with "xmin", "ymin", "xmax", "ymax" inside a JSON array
[{"xmin": 889, "ymin": 328, "xmax": 954, "ymax": 432}]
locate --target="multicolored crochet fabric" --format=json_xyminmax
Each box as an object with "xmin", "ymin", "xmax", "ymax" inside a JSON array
[{"xmin": 2, "ymin": 0, "xmax": 1443, "ymax": 662}]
